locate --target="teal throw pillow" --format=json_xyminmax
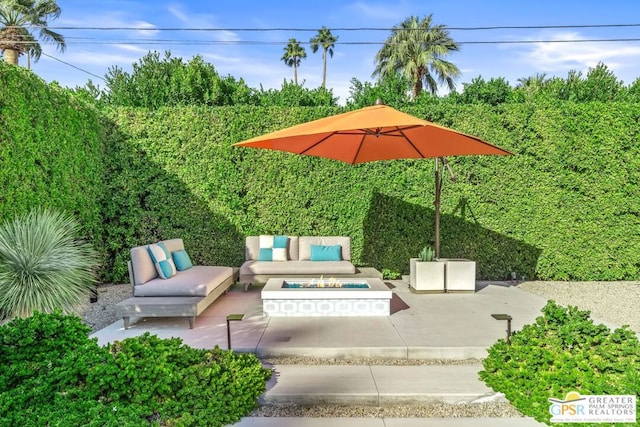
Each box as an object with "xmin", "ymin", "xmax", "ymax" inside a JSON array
[
  {"xmin": 258, "ymin": 247, "xmax": 273, "ymax": 261},
  {"xmin": 147, "ymin": 242, "xmax": 177, "ymax": 279},
  {"xmin": 310, "ymin": 244, "xmax": 342, "ymax": 261},
  {"xmin": 172, "ymin": 249, "xmax": 193, "ymax": 271},
  {"xmin": 273, "ymin": 235, "xmax": 288, "ymax": 248}
]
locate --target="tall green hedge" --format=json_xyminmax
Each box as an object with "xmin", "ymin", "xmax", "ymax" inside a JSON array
[
  {"xmin": 101, "ymin": 101, "xmax": 640, "ymax": 282},
  {"xmin": 2, "ymin": 65, "xmax": 639, "ymax": 282},
  {"xmin": 0, "ymin": 63, "xmax": 106, "ymax": 253}
]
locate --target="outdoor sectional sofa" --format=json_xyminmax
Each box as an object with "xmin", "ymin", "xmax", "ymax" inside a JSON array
[
  {"xmin": 239, "ymin": 235, "xmax": 382, "ymax": 289},
  {"xmin": 115, "ymin": 238, "xmax": 237, "ymax": 329}
]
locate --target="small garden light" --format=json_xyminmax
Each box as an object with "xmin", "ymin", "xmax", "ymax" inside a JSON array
[
  {"xmin": 226, "ymin": 314, "xmax": 245, "ymax": 350},
  {"xmin": 491, "ymin": 313, "xmax": 513, "ymax": 344}
]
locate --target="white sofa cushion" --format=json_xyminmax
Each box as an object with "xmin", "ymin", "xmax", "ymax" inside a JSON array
[
  {"xmin": 240, "ymin": 260, "xmax": 356, "ymax": 276},
  {"xmin": 133, "ymin": 266, "xmax": 234, "ymax": 297}
]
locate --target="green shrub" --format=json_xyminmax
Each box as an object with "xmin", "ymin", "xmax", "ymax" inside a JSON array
[
  {"xmin": 0, "ymin": 310, "xmax": 95, "ymax": 391},
  {"xmin": 0, "ymin": 208, "xmax": 100, "ymax": 319},
  {"xmin": 381, "ymin": 268, "xmax": 401, "ymax": 280},
  {"xmin": 479, "ymin": 301, "xmax": 640, "ymax": 426},
  {"xmin": 0, "ymin": 63, "xmax": 106, "ymax": 264},
  {"xmin": 0, "ymin": 313, "xmax": 272, "ymax": 426},
  {"xmin": 0, "ymin": 311, "xmax": 114, "ymax": 425}
]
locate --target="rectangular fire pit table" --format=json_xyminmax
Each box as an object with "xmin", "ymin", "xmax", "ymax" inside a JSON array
[{"xmin": 261, "ymin": 277, "xmax": 392, "ymax": 317}]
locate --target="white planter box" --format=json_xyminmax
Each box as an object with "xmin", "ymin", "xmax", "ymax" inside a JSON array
[
  {"xmin": 442, "ymin": 259, "xmax": 476, "ymax": 293},
  {"xmin": 409, "ymin": 258, "xmax": 445, "ymax": 293}
]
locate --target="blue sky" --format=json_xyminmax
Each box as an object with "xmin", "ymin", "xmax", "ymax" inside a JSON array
[{"xmin": 26, "ymin": 0, "xmax": 640, "ymax": 103}]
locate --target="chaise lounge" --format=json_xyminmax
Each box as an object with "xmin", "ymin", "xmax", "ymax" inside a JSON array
[{"xmin": 116, "ymin": 238, "xmax": 237, "ymax": 329}]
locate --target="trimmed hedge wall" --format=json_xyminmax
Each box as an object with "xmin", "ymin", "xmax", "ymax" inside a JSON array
[
  {"xmin": 2, "ymin": 65, "xmax": 639, "ymax": 282},
  {"xmin": 101, "ymin": 101, "xmax": 640, "ymax": 282},
  {"xmin": 0, "ymin": 63, "xmax": 106, "ymax": 253}
]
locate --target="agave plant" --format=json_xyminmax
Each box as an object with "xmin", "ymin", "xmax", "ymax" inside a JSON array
[
  {"xmin": 418, "ymin": 246, "xmax": 435, "ymax": 262},
  {"xmin": 0, "ymin": 208, "xmax": 99, "ymax": 319}
]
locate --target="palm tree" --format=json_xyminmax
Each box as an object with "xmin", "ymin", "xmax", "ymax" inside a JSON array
[
  {"xmin": 373, "ymin": 14, "xmax": 460, "ymax": 99},
  {"xmin": 281, "ymin": 38, "xmax": 306, "ymax": 85},
  {"xmin": 516, "ymin": 73, "xmax": 548, "ymax": 89},
  {"xmin": 310, "ymin": 26, "xmax": 338, "ymax": 88},
  {"xmin": 0, "ymin": 0, "xmax": 66, "ymax": 66}
]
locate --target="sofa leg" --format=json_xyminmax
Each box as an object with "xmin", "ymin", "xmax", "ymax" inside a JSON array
[
  {"xmin": 123, "ymin": 317, "xmax": 130, "ymax": 330},
  {"xmin": 243, "ymin": 283, "xmax": 251, "ymax": 293},
  {"xmin": 188, "ymin": 316, "xmax": 195, "ymax": 329}
]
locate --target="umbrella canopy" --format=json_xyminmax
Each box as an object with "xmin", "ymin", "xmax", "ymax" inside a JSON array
[{"xmin": 233, "ymin": 102, "xmax": 512, "ymax": 257}]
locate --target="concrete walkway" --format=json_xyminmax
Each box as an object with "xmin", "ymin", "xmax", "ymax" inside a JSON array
[
  {"xmin": 90, "ymin": 280, "xmax": 563, "ymax": 427},
  {"xmin": 262, "ymin": 364, "xmax": 501, "ymax": 406}
]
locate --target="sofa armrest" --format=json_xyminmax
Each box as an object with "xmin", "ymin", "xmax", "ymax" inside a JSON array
[{"xmin": 127, "ymin": 260, "xmax": 136, "ymax": 289}]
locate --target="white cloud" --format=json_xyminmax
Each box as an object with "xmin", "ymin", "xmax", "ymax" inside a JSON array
[
  {"xmin": 166, "ymin": 3, "xmax": 240, "ymax": 42},
  {"xmin": 167, "ymin": 4, "xmax": 189, "ymax": 23},
  {"xmin": 345, "ymin": 1, "xmax": 407, "ymax": 21},
  {"xmin": 113, "ymin": 44, "xmax": 147, "ymax": 54},
  {"xmin": 60, "ymin": 14, "xmax": 156, "ymax": 34},
  {"xmin": 46, "ymin": 48, "xmax": 141, "ymax": 67},
  {"xmin": 132, "ymin": 21, "xmax": 158, "ymax": 36},
  {"xmin": 517, "ymin": 31, "xmax": 640, "ymax": 76},
  {"xmin": 200, "ymin": 52, "xmax": 243, "ymax": 64}
]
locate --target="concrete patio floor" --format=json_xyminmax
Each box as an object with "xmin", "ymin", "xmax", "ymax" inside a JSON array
[{"xmin": 92, "ymin": 280, "xmax": 554, "ymax": 359}]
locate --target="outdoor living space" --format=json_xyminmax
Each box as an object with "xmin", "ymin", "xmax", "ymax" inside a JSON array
[
  {"xmin": 92, "ymin": 279, "xmax": 581, "ymax": 360},
  {"xmin": 87, "ymin": 278, "xmax": 634, "ymax": 427}
]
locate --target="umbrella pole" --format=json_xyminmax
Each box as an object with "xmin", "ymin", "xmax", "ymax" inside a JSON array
[{"xmin": 434, "ymin": 158, "xmax": 441, "ymax": 259}]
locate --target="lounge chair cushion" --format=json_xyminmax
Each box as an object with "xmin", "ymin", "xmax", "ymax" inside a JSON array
[
  {"xmin": 133, "ymin": 266, "xmax": 234, "ymax": 297},
  {"xmin": 131, "ymin": 245, "xmax": 158, "ymax": 285}
]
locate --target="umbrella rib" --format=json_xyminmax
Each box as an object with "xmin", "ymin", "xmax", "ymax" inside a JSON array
[
  {"xmin": 362, "ymin": 125, "xmax": 423, "ymax": 137},
  {"xmin": 397, "ymin": 127, "xmax": 428, "ymax": 157},
  {"xmin": 351, "ymin": 133, "xmax": 367, "ymax": 164},
  {"xmin": 299, "ymin": 132, "xmax": 338, "ymax": 155}
]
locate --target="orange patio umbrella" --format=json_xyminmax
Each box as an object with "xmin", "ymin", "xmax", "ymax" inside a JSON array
[{"xmin": 233, "ymin": 101, "xmax": 511, "ymax": 257}]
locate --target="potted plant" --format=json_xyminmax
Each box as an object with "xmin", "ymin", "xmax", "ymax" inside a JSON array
[{"xmin": 409, "ymin": 246, "xmax": 445, "ymax": 293}]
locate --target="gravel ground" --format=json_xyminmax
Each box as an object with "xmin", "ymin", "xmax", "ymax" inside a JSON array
[
  {"xmin": 261, "ymin": 356, "xmax": 484, "ymax": 366},
  {"xmin": 517, "ymin": 280, "xmax": 640, "ymax": 332},
  {"xmin": 78, "ymin": 281, "xmax": 640, "ymax": 419},
  {"xmin": 76, "ymin": 283, "xmax": 132, "ymax": 333},
  {"xmin": 249, "ymin": 402, "xmax": 523, "ymax": 418}
]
